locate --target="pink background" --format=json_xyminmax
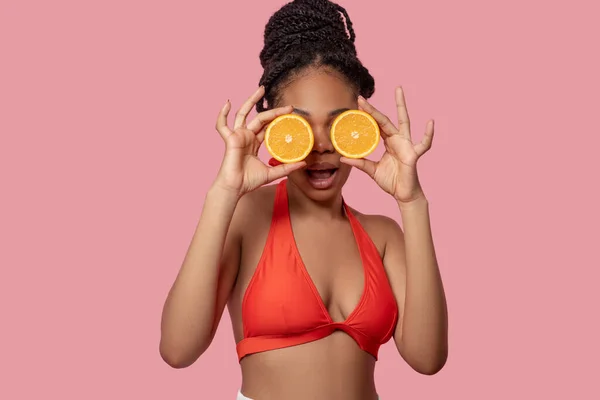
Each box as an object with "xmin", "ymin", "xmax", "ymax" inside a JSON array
[{"xmin": 1, "ymin": 0, "xmax": 599, "ymax": 398}]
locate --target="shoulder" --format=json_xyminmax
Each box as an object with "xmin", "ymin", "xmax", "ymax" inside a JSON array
[
  {"xmin": 232, "ymin": 182, "xmax": 278, "ymax": 235},
  {"xmin": 352, "ymin": 208, "xmax": 403, "ymax": 238},
  {"xmin": 237, "ymin": 182, "xmax": 277, "ymax": 212},
  {"xmin": 350, "ymin": 208, "xmax": 404, "ymax": 256}
]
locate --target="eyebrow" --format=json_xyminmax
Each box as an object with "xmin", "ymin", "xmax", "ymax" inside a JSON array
[{"xmin": 292, "ymin": 107, "xmax": 350, "ymax": 117}]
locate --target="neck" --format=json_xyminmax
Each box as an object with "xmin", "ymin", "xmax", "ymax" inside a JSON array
[{"xmin": 286, "ymin": 180, "xmax": 345, "ymax": 220}]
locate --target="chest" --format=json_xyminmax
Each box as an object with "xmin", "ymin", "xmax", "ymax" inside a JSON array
[{"xmin": 291, "ymin": 218, "xmax": 365, "ymax": 320}]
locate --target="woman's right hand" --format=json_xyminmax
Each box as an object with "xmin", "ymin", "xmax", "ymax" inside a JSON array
[{"xmin": 212, "ymin": 86, "xmax": 306, "ymax": 197}]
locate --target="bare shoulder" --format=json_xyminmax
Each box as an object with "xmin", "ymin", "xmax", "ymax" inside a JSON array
[
  {"xmin": 233, "ymin": 183, "xmax": 278, "ymax": 236},
  {"xmin": 351, "ymin": 208, "xmax": 403, "ymax": 237},
  {"xmin": 350, "ymin": 208, "xmax": 404, "ymax": 256}
]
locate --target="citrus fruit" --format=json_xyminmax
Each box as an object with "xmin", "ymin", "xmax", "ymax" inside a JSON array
[
  {"xmin": 330, "ymin": 110, "xmax": 380, "ymax": 159},
  {"xmin": 265, "ymin": 114, "xmax": 314, "ymax": 163}
]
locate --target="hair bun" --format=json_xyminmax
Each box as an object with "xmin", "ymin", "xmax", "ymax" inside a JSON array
[
  {"xmin": 256, "ymin": 0, "xmax": 375, "ymax": 113},
  {"xmin": 291, "ymin": 0, "xmax": 355, "ymax": 41},
  {"xmin": 260, "ymin": 0, "xmax": 356, "ymax": 69}
]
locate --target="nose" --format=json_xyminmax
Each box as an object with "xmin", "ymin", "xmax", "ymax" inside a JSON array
[{"xmin": 311, "ymin": 124, "xmax": 334, "ymax": 154}]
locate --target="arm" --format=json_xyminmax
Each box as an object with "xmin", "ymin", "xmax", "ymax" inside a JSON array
[
  {"xmin": 159, "ymin": 88, "xmax": 304, "ymax": 368},
  {"xmin": 340, "ymin": 88, "xmax": 447, "ymax": 374},
  {"xmin": 383, "ymin": 197, "xmax": 448, "ymax": 375},
  {"xmin": 159, "ymin": 185, "xmax": 242, "ymax": 368}
]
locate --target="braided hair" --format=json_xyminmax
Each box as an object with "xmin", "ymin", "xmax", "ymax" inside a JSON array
[{"xmin": 256, "ymin": 0, "xmax": 375, "ymax": 112}]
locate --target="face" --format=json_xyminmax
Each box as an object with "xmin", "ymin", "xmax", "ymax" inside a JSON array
[{"xmin": 274, "ymin": 67, "xmax": 357, "ymax": 202}]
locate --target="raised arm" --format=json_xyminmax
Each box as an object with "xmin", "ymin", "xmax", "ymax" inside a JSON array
[
  {"xmin": 159, "ymin": 87, "xmax": 305, "ymax": 368},
  {"xmin": 341, "ymin": 87, "xmax": 448, "ymax": 374}
]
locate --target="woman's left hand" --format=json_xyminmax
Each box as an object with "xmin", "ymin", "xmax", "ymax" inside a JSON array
[{"xmin": 341, "ymin": 87, "xmax": 434, "ymax": 204}]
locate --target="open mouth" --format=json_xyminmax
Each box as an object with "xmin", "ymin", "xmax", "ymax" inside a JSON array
[
  {"xmin": 306, "ymin": 168, "xmax": 338, "ymax": 180},
  {"xmin": 304, "ymin": 163, "xmax": 339, "ymax": 189}
]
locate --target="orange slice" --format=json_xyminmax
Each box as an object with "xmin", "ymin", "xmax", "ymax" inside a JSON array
[
  {"xmin": 330, "ymin": 110, "xmax": 380, "ymax": 158},
  {"xmin": 265, "ymin": 114, "xmax": 314, "ymax": 163}
]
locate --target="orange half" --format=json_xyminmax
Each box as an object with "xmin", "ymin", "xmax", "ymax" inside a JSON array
[
  {"xmin": 330, "ymin": 110, "xmax": 380, "ymax": 159},
  {"xmin": 265, "ymin": 114, "xmax": 314, "ymax": 163}
]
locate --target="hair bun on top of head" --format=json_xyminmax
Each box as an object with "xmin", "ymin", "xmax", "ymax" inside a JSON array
[
  {"xmin": 291, "ymin": 0, "xmax": 355, "ymax": 41},
  {"xmin": 260, "ymin": 0, "xmax": 357, "ymax": 68},
  {"xmin": 256, "ymin": 0, "xmax": 375, "ymax": 113}
]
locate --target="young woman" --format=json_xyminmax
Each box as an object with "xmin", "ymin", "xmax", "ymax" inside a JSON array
[{"xmin": 159, "ymin": 0, "xmax": 448, "ymax": 398}]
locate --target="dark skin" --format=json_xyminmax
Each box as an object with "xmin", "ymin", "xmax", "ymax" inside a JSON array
[
  {"xmin": 160, "ymin": 66, "xmax": 447, "ymax": 400},
  {"xmin": 228, "ymin": 69, "xmax": 378, "ymax": 399}
]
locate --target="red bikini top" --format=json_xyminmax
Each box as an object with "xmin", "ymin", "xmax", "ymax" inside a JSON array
[{"xmin": 236, "ymin": 179, "xmax": 398, "ymax": 361}]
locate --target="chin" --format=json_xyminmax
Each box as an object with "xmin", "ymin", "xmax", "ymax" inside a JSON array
[{"xmin": 288, "ymin": 164, "xmax": 352, "ymax": 202}]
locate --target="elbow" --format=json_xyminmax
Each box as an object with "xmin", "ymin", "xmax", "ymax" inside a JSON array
[
  {"xmin": 159, "ymin": 338, "xmax": 207, "ymax": 369},
  {"xmin": 399, "ymin": 341, "xmax": 448, "ymax": 376},
  {"xmin": 410, "ymin": 350, "xmax": 448, "ymax": 376},
  {"xmin": 158, "ymin": 321, "xmax": 216, "ymax": 369},
  {"xmin": 413, "ymin": 357, "xmax": 447, "ymax": 376},
  {"xmin": 160, "ymin": 351, "xmax": 194, "ymax": 369}
]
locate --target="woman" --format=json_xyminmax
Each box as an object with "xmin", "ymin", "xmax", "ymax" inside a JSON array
[{"xmin": 159, "ymin": 0, "xmax": 448, "ymax": 398}]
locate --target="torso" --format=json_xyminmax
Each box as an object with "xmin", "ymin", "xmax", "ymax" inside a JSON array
[{"xmin": 227, "ymin": 182, "xmax": 392, "ymax": 400}]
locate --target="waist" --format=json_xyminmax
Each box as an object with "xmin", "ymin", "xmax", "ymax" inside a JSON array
[
  {"xmin": 240, "ymin": 332, "xmax": 378, "ymax": 399},
  {"xmin": 238, "ymin": 391, "xmax": 379, "ymax": 400}
]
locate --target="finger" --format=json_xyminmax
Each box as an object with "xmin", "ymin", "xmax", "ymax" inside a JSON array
[
  {"xmin": 234, "ymin": 86, "xmax": 265, "ymax": 129},
  {"xmin": 414, "ymin": 120, "xmax": 434, "ymax": 156},
  {"xmin": 265, "ymin": 161, "xmax": 306, "ymax": 183},
  {"xmin": 256, "ymin": 126, "xmax": 267, "ymax": 143},
  {"xmin": 358, "ymin": 96, "xmax": 398, "ymax": 138},
  {"xmin": 395, "ymin": 86, "xmax": 411, "ymax": 139},
  {"xmin": 247, "ymin": 105, "xmax": 293, "ymax": 135},
  {"xmin": 340, "ymin": 156, "xmax": 377, "ymax": 179},
  {"xmin": 215, "ymin": 100, "xmax": 233, "ymax": 140}
]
